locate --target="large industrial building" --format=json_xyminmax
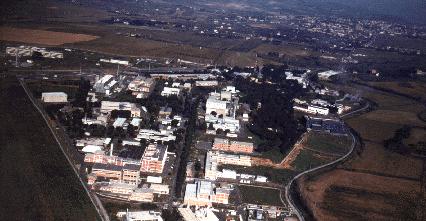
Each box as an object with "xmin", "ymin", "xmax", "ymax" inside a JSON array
[{"xmin": 41, "ymin": 92, "xmax": 68, "ymax": 103}]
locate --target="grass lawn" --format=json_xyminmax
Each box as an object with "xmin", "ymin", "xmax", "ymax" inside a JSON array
[
  {"xmin": 0, "ymin": 76, "xmax": 98, "ymax": 220},
  {"xmin": 238, "ymin": 185, "xmax": 284, "ymax": 206},
  {"xmin": 305, "ymin": 132, "xmax": 352, "ymax": 155},
  {"xmin": 260, "ymin": 148, "xmax": 285, "ymax": 164},
  {"xmin": 291, "ymin": 149, "xmax": 334, "ymax": 172}
]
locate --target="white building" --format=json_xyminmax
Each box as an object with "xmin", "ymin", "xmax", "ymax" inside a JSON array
[
  {"xmin": 178, "ymin": 207, "xmax": 219, "ymax": 221},
  {"xmin": 318, "ymin": 70, "xmax": 342, "ymax": 80},
  {"xmin": 136, "ymin": 129, "xmax": 176, "ymax": 142},
  {"xmin": 293, "ymin": 105, "xmax": 329, "ymax": 116},
  {"xmin": 161, "ymin": 87, "xmax": 180, "ymax": 96},
  {"xmin": 100, "ymin": 101, "xmax": 143, "ymax": 117},
  {"xmin": 128, "ymin": 76, "xmax": 155, "ymax": 94},
  {"xmin": 149, "ymin": 184, "xmax": 169, "ymax": 195},
  {"xmin": 93, "ymin": 75, "xmax": 116, "ymax": 94},
  {"xmin": 195, "ymin": 81, "xmax": 218, "ymax": 87},
  {"xmin": 41, "ymin": 92, "xmax": 68, "ymax": 103},
  {"xmin": 120, "ymin": 210, "xmax": 163, "ymax": 221}
]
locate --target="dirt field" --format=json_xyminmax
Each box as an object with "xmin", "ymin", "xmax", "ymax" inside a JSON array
[
  {"xmin": 0, "ymin": 27, "xmax": 98, "ymax": 46},
  {"xmin": 298, "ymin": 81, "xmax": 426, "ymax": 221}
]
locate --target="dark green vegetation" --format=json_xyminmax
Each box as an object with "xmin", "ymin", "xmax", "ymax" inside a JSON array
[
  {"xmin": 238, "ymin": 185, "xmax": 284, "ymax": 206},
  {"xmin": 219, "ymin": 165, "xmax": 296, "ymax": 184},
  {"xmin": 0, "ymin": 76, "xmax": 98, "ymax": 220},
  {"xmin": 260, "ymin": 148, "xmax": 286, "ymax": 164},
  {"xmin": 175, "ymin": 96, "xmax": 200, "ymax": 198},
  {"xmin": 232, "ymin": 65, "xmax": 306, "ymax": 155},
  {"xmin": 385, "ymin": 126, "xmax": 426, "ymax": 155}
]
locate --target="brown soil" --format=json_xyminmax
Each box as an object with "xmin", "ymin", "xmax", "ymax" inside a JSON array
[
  {"xmin": 298, "ymin": 82, "xmax": 426, "ymax": 221},
  {"xmin": 0, "ymin": 27, "xmax": 98, "ymax": 46}
]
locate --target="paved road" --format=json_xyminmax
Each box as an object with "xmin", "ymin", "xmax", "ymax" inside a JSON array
[
  {"xmin": 284, "ymin": 103, "xmax": 369, "ymax": 220},
  {"xmin": 19, "ymin": 79, "xmax": 110, "ymax": 221}
]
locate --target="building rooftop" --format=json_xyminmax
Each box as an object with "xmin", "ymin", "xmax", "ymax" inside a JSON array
[{"xmin": 92, "ymin": 163, "xmax": 122, "ymax": 172}]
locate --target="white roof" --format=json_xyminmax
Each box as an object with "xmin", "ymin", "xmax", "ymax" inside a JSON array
[
  {"xmin": 41, "ymin": 92, "xmax": 67, "ymax": 96},
  {"xmin": 82, "ymin": 145, "xmax": 103, "ymax": 153},
  {"xmin": 113, "ymin": 118, "xmax": 127, "ymax": 127}
]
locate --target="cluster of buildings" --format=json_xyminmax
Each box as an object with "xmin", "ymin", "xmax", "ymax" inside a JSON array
[
  {"xmin": 6, "ymin": 45, "xmax": 63, "ymax": 59},
  {"xmin": 204, "ymin": 151, "xmax": 251, "ymax": 180},
  {"xmin": 204, "ymin": 86, "xmax": 240, "ymax": 133},
  {"xmin": 306, "ymin": 116, "xmax": 347, "ymax": 135},
  {"xmin": 127, "ymin": 76, "xmax": 155, "ymax": 98},
  {"xmin": 117, "ymin": 210, "xmax": 163, "ymax": 221},
  {"xmin": 84, "ymin": 143, "xmax": 170, "ymax": 202},
  {"xmin": 100, "ymin": 101, "xmax": 145, "ymax": 118},
  {"xmin": 293, "ymin": 98, "xmax": 351, "ymax": 116},
  {"xmin": 184, "ymin": 180, "xmax": 233, "ymax": 206}
]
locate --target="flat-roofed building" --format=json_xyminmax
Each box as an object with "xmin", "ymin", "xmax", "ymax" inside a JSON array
[
  {"xmin": 178, "ymin": 208, "xmax": 219, "ymax": 221},
  {"xmin": 146, "ymin": 176, "xmax": 163, "ymax": 184},
  {"xmin": 140, "ymin": 144, "xmax": 168, "ymax": 174},
  {"xmin": 195, "ymin": 80, "xmax": 218, "ymax": 87},
  {"xmin": 122, "ymin": 164, "xmax": 141, "ymax": 185},
  {"xmin": 128, "ymin": 187, "xmax": 154, "ymax": 202},
  {"xmin": 149, "ymin": 184, "xmax": 169, "ymax": 195},
  {"xmin": 184, "ymin": 180, "xmax": 232, "ymax": 206},
  {"xmin": 84, "ymin": 152, "xmax": 140, "ymax": 167},
  {"xmin": 161, "ymin": 87, "xmax": 180, "ymax": 96},
  {"xmin": 123, "ymin": 210, "xmax": 163, "ymax": 221},
  {"xmin": 99, "ymin": 182, "xmax": 135, "ymax": 195},
  {"xmin": 136, "ymin": 129, "xmax": 176, "ymax": 142},
  {"xmin": 128, "ymin": 76, "xmax": 155, "ymax": 93},
  {"xmin": 213, "ymin": 138, "xmax": 254, "ymax": 154},
  {"xmin": 91, "ymin": 163, "xmax": 122, "ymax": 181},
  {"xmin": 210, "ymin": 187, "xmax": 231, "ymax": 204},
  {"xmin": 216, "ymin": 152, "xmax": 251, "ymax": 166},
  {"xmin": 100, "ymin": 101, "xmax": 143, "ymax": 117},
  {"xmin": 41, "ymin": 92, "xmax": 68, "ymax": 103}
]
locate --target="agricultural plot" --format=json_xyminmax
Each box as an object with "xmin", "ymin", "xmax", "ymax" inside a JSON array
[
  {"xmin": 0, "ymin": 27, "xmax": 98, "ymax": 46},
  {"xmin": 0, "ymin": 76, "xmax": 98, "ymax": 220}
]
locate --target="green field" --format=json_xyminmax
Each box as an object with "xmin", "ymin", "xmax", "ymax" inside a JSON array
[
  {"xmin": 0, "ymin": 76, "xmax": 98, "ymax": 220},
  {"xmin": 260, "ymin": 148, "xmax": 285, "ymax": 164},
  {"xmin": 238, "ymin": 185, "xmax": 284, "ymax": 206},
  {"xmin": 291, "ymin": 149, "xmax": 335, "ymax": 172},
  {"xmin": 305, "ymin": 132, "xmax": 352, "ymax": 155}
]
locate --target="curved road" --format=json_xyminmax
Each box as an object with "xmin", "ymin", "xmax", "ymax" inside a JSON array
[{"xmin": 284, "ymin": 103, "xmax": 369, "ymax": 220}]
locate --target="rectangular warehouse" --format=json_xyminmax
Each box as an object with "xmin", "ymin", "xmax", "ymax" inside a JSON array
[{"xmin": 41, "ymin": 92, "xmax": 68, "ymax": 103}]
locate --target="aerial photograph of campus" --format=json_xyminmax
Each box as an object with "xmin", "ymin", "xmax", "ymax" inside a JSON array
[{"xmin": 0, "ymin": 0, "xmax": 425, "ymax": 220}]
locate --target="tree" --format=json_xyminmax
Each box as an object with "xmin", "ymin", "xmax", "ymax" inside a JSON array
[
  {"xmin": 208, "ymin": 122, "xmax": 214, "ymax": 130},
  {"xmin": 127, "ymin": 125, "xmax": 135, "ymax": 138},
  {"xmin": 171, "ymin": 119, "xmax": 179, "ymax": 127},
  {"xmin": 216, "ymin": 128, "xmax": 224, "ymax": 135}
]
